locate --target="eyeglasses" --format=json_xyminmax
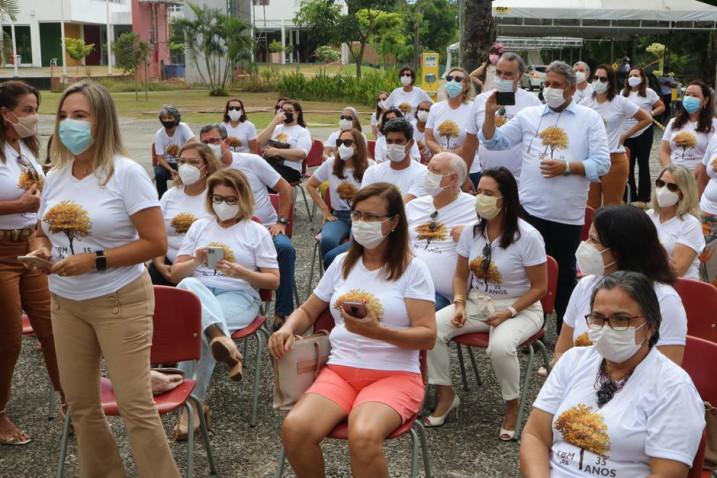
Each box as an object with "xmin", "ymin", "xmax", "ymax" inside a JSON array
[
  {"xmin": 227, "ymin": 106, "xmax": 242, "ymax": 111},
  {"xmin": 445, "ymin": 75, "xmax": 465, "ymax": 83},
  {"xmin": 594, "ymin": 76, "xmax": 609, "ymax": 83},
  {"xmin": 585, "ymin": 312, "xmax": 644, "ymax": 331},
  {"xmin": 202, "ymin": 138, "xmax": 222, "ymax": 145},
  {"xmin": 401, "ymin": 74, "xmax": 412, "ymax": 78},
  {"xmin": 655, "ymin": 179, "xmax": 679, "ymax": 193},
  {"xmin": 178, "ymin": 158, "xmax": 203, "ymax": 167},
  {"xmin": 336, "ymin": 138, "xmax": 355, "ymax": 147},
  {"xmin": 481, "ymin": 242, "xmax": 492, "ymax": 274},
  {"xmin": 339, "ymin": 115, "xmax": 354, "ymax": 121},
  {"xmin": 350, "ymin": 211, "xmax": 390, "ymax": 222},
  {"xmin": 212, "ymin": 195, "xmax": 239, "ymax": 206}
]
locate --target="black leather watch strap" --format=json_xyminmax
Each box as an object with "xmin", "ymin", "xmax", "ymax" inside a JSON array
[{"xmin": 95, "ymin": 250, "xmax": 107, "ymax": 271}]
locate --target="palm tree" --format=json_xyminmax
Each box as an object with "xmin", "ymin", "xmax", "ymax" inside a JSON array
[
  {"xmin": 0, "ymin": 0, "xmax": 19, "ymax": 66},
  {"xmin": 460, "ymin": 0, "xmax": 494, "ymax": 73}
]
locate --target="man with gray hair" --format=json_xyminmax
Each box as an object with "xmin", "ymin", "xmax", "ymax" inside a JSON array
[
  {"xmin": 479, "ymin": 60, "xmax": 610, "ymax": 331},
  {"xmin": 464, "ymin": 52, "xmax": 542, "ymax": 186},
  {"xmin": 573, "ymin": 61, "xmax": 593, "ymax": 104},
  {"xmin": 406, "ymin": 152, "xmax": 476, "ymax": 309},
  {"xmin": 154, "ymin": 105, "xmax": 196, "ymax": 197}
]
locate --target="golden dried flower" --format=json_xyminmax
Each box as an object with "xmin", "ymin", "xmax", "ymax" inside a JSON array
[
  {"xmin": 206, "ymin": 241, "xmax": 237, "ymax": 263},
  {"xmin": 336, "ymin": 181, "xmax": 358, "ymax": 201},
  {"xmin": 555, "ymin": 404, "xmax": 610, "ymax": 457},
  {"xmin": 415, "ymin": 222, "xmax": 448, "ymax": 242},
  {"xmin": 227, "ymin": 136, "xmax": 242, "ymax": 147},
  {"xmin": 334, "ymin": 289, "xmax": 384, "ymax": 321},
  {"xmin": 574, "ymin": 332, "xmax": 593, "ymax": 347},
  {"xmin": 17, "ymin": 170, "xmax": 44, "ymax": 191},
  {"xmin": 398, "ymin": 102, "xmax": 413, "ymax": 113},
  {"xmin": 539, "ymin": 126, "xmax": 569, "ymax": 150},
  {"xmin": 469, "ymin": 256, "xmax": 503, "ymax": 284},
  {"xmin": 43, "ymin": 201, "xmax": 92, "ymax": 255},
  {"xmin": 674, "ymin": 131, "xmax": 697, "ymax": 149},
  {"xmin": 170, "ymin": 213, "xmax": 198, "ymax": 234},
  {"xmin": 275, "ymin": 133, "xmax": 289, "ymax": 143},
  {"xmin": 437, "ymin": 120, "xmax": 461, "ymax": 139},
  {"xmin": 166, "ymin": 144, "xmax": 180, "ymax": 157},
  {"xmin": 495, "ymin": 115, "xmax": 507, "ymax": 127}
]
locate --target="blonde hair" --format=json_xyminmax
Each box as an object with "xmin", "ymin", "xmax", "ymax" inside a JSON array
[
  {"xmin": 651, "ymin": 165, "xmax": 701, "ymax": 219},
  {"xmin": 205, "ymin": 168, "xmax": 254, "ymax": 221},
  {"xmin": 173, "ymin": 142, "xmax": 222, "ymax": 187},
  {"xmin": 51, "ymin": 80, "xmax": 126, "ymax": 184},
  {"xmin": 447, "ymin": 67, "xmax": 474, "ymax": 104}
]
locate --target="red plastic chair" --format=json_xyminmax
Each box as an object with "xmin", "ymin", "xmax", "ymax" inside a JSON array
[
  {"xmin": 152, "ymin": 143, "xmax": 158, "ymax": 167},
  {"xmin": 275, "ymin": 309, "xmax": 432, "ymax": 477},
  {"xmin": 674, "ymin": 278, "xmax": 717, "ymax": 343},
  {"xmin": 231, "ymin": 313, "xmax": 269, "ymax": 428},
  {"xmin": 581, "ymin": 206, "xmax": 595, "ymax": 242},
  {"xmin": 367, "ymin": 140, "xmax": 376, "ymax": 160},
  {"xmin": 452, "ymin": 255, "xmax": 558, "ymax": 441},
  {"xmin": 56, "ymin": 286, "xmax": 218, "ymax": 478}
]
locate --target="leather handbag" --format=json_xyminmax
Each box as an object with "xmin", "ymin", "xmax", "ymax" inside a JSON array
[
  {"xmin": 706, "ymin": 401, "xmax": 717, "ymax": 470},
  {"xmin": 272, "ymin": 331, "xmax": 331, "ymax": 411}
]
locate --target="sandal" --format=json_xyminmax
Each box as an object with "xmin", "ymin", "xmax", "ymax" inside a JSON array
[
  {"xmin": 173, "ymin": 403, "xmax": 211, "ymax": 442},
  {"xmin": 210, "ymin": 336, "xmax": 243, "ymax": 381},
  {"xmin": 0, "ymin": 410, "xmax": 32, "ymax": 446}
]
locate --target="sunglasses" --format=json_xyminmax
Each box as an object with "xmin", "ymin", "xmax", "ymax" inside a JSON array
[
  {"xmin": 445, "ymin": 75, "xmax": 465, "ymax": 83},
  {"xmin": 339, "ymin": 115, "xmax": 354, "ymax": 121},
  {"xmin": 227, "ymin": 106, "xmax": 242, "ymax": 111},
  {"xmin": 417, "ymin": 108, "xmax": 431, "ymax": 113},
  {"xmin": 428, "ymin": 211, "xmax": 438, "ymax": 232},
  {"xmin": 655, "ymin": 179, "xmax": 679, "ymax": 192},
  {"xmin": 211, "ymin": 195, "xmax": 238, "ymax": 206},
  {"xmin": 594, "ymin": 76, "xmax": 609, "ymax": 83},
  {"xmin": 336, "ymin": 138, "xmax": 354, "ymax": 147},
  {"xmin": 17, "ymin": 155, "xmax": 39, "ymax": 181},
  {"xmin": 481, "ymin": 242, "xmax": 492, "ymax": 274}
]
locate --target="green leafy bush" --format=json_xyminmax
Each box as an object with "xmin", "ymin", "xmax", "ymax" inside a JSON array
[
  {"xmin": 315, "ymin": 46, "xmax": 341, "ymax": 63},
  {"xmin": 276, "ymin": 68, "xmax": 396, "ymax": 106}
]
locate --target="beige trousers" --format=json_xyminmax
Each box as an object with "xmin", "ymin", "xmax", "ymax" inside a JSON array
[{"xmin": 52, "ymin": 272, "xmax": 180, "ymax": 478}]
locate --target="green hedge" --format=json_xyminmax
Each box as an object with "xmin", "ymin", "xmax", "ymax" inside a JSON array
[{"xmin": 277, "ymin": 68, "xmax": 397, "ymax": 106}]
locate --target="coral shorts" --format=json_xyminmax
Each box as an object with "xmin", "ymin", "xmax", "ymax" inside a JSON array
[{"xmin": 306, "ymin": 364, "xmax": 424, "ymax": 423}]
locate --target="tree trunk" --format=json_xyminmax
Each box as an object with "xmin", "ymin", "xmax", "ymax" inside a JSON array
[
  {"xmin": 355, "ymin": 40, "xmax": 366, "ymax": 79},
  {"xmin": 460, "ymin": 0, "xmax": 495, "ymax": 73}
]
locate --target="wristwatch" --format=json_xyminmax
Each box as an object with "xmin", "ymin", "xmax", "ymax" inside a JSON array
[
  {"xmin": 277, "ymin": 216, "xmax": 290, "ymax": 226},
  {"xmin": 562, "ymin": 159, "xmax": 571, "ymax": 176},
  {"xmin": 95, "ymin": 250, "xmax": 107, "ymax": 271}
]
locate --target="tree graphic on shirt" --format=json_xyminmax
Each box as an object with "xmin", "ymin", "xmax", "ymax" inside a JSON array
[
  {"xmin": 166, "ymin": 143, "xmax": 180, "ymax": 159},
  {"xmin": 495, "ymin": 114, "xmax": 507, "ymax": 127},
  {"xmin": 334, "ymin": 289, "xmax": 384, "ymax": 321},
  {"xmin": 274, "ymin": 133, "xmax": 289, "ymax": 143},
  {"xmin": 43, "ymin": 201, "xmax": 92, "ymax": 255},
  {"xmin": 469, "ymin": 256, "xmax": 503, "ymax": 292},
  {"xmin": 398, "ymin": 102, "xmax": 413, "ymax": 115},
  {"xmin": 17, "ymin": 170, "xmax": 44, "ymax": 191},
  {"xmin": 228, "ymin": 136, "xmax": 242, "ymax": 148},
  {"xmin": 555, "ymin": 404, "xmax": 611, "ymax": 471},
  {"xmin": 415, "ymin": 221, "xmax": 448, "ymax": 248},
  {"xmin": 170, "ymin": 212, "xmax": 198, "ymax": 234},
  {"xmin": 574, "ymin": 332, "xmax": 593, "ymax": 347},
  {"xmin": 437, "ymin": 120, "xmax": 461, "ymax": 149},
  {"xmin": 673, "ymin": 131, "xmax": 697, "ymax": 160},
  {"xmin": 539, "ymin": 126, "xmax": 569, "ymax": 159},
  {"xmin": 336, "ymin": 181, "xmax": 358, "ymax": 203}
]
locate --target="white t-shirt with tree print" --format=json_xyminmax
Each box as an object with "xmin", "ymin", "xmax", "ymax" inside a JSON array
[
  {"xmin": 662, "ymin": 117, "xmax": 717, "ymax": 170},
  {"xmin": 0, "ymin": 141, "xmax": 45, "ymax": 229},
  {"xmin": 159, "ymin": 185, "xmax": 212, "ymax": 262},
  {"xmin": 311, "ymin": 157, "xmax": 364, "ymax": 212}
]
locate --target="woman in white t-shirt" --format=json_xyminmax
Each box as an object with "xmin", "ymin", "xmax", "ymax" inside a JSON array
[
  {"xmin": 0, "ymin": 80, "xmax": 63, "ymax": 446},
  {"xmin": 153, "ymin": 105, "xmax": 196, "ymax": 198},
  {"xmin": 149, "ymin": 142, "xmax": 221, "ymax": 286},
  {"xmin": 374, "ymin": 109, "xmax": 421, "ymax": 163},
  {"xmin": 426, "ymin": 167, "xmax": 548, "ymax": 440},
  {"xmin": 425, "ymin": 67, "xmax": 474, "ymax": 160},
  {"xmin": 324, "ymin": 107, "xmax": 365, "ymax": 158},
  {"xmin": 647, "ymin": 165, "xmax": 705, "ymax": 279},
  {"xmin": 553, "ymin": 205, "xmax": 687, "ymax": 367},
  {"xmin": 256, "ymin": 99, "xmax": 312, "ymax": 183},
  {"xmin": 308, "ymin": 128, "xmax": 370, "ymax": 264},
  {"xmin": 572, "ymin": 61, "xmax": 594, "ymax": 105},
  {"xmin": 700, "ymin": 134, "xmax": 717, "ymax": 240},
  {"xmin": 521, "ymin": 271, "xmax": 704, "ymax": 478},
  {"xmin": 660, "ymin": 80, "xmax": 717, "ymax": 172},
  {"xmin": 621, "ymin": 68, "xmax": 665, "ymax": 204},
  {"xmin": 385, "ymin": 66, "xmax": 433, "ymax": 121},
  {"xmin": 268, "ymin": 183, "xmax": 436, "ymax": 477},
  {"xmin": 580, "ymin": 64, "xmax": 651, "ymax": 208},
  {"xmin": 30, "ymin": 81, "xmax": 180, "ymax": 477},
  {"xmin": 414, "ymin": 100, "xmax": 433, "ymax": 162},
  {"xmin": 171, "ymin": 168, "xmax": 279, "ymax": 438},
  {"xmin": 371, "ymin": 91, "xmax": 389, "ymax": 139},
  {"xmin": 221, "ymin": 97, "xmax": 258, "ymax": 154}
]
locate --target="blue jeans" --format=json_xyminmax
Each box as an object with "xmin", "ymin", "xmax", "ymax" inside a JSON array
[
  {"xmin": 176, "ymin": 277, "xmax": 260, "ymax": 402},
  {"xmin": 154, "ymin": 162, "xmax": 177, "ymax": 199},
  {"xmin": 320, "ymin": 210, "xmax": 351, "ymax": 259},
  {"xmin": 273, "ymin": 233, "xmax": 296, "ymax": 317},
  {"xmin": 435, "ymin": 293, "xmax": 451, "ymax": 311},
  {"xmin": 469, "ymin": 171, "xmax": 482, "ymax": 189},
  {"xmin": 324, "ymin": 241, "xmax": 351, "ymax": 270}
]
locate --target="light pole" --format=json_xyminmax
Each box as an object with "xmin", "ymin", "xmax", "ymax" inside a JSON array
[
  {"xmin": 60, "ymin": 0, "xmax": 68, "ymax": 80},
  {"xmin": 106, "ymin": 0, "xmax": 112, "ymax": 74}
]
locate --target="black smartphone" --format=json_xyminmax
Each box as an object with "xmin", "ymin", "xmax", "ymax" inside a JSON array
[
  {"xmin": 341, "ymin": 301, "xmax": 367, "ymax": 319},
  {"xmin": 496, "ymin": 91, "xmax": 515, "ymax": 106}
]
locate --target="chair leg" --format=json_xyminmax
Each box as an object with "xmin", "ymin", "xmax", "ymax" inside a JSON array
[
  {"xmin": 185, "ymin": 401, "xmax": 195, "ymax": 478},
  {"xmin": 249, "ymin": 330, "xmax": 266, "ymax": 427},
  {"xmin": 275, "ymin": 446, "xmax": 287, "ymax": 478},
  {"xmin": 189, "ymin": 395, "xmax": 219, "ymax": 476},
  {"xmin": 535, "ymin": 339, "xmax": 551, "ymax": 373},
  {"xmin": 456, "ymin": 344, "xmax": 470, "ymax": 391},
  {"xmin": 56, "ymin": 406, "xmax": 72, "ymax": 478},
  {"xmin": 415, "ymin": 421, "xmax": 432, "ymax": 478},
  {"xmin": 409, "ymin": 427, "xmax": 419, "ymax": 478},
  {"xmin": 306, "ymin": 240, "xmax": 319, "ymax": 300},
  {"xmin": 299, "ymin": 185, "xmax": 312, "ymax": 220},
  {"xmin": 293, "ymin": 280, "xmax": 300, "ymax": 308},
  {"xmin": 241, "ymin": 337, "xmax": 248, "ymax": 362},
  {"xmin": 466, "ymin": 346, "xmax": 482, "ymax": 386},
  {"xmin": 514, "ymin": 344, "xmax": 536, "ymax": 442}
]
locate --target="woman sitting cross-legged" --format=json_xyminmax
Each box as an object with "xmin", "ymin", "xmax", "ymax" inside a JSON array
[
  {"xmin": 268, "ymin": 182, "xmax": 436, "ymax": 478},
  {"xmin": 520, "ymin": 271, "xmax": 705, "ymax": 477},
  {"xmin": 426, "ymin": 167, "xmax": 548, "ymax": 441},
  {"xmin": 170, "ymin": 168, "xmax": 280, "ymax": 439}
]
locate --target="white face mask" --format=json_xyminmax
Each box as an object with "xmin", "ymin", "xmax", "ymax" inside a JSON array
[
  {"xmin": 592, "ymin": 80, "xmax": 609, "ymax": 95},
  {"xmin": 575, "ymin": 71, "xmax": 587, "ymax": 84},
  {"xmin": 386, "ymin": 143, "xmax": 407, "ymax": 163},
  {"xmin": 228, "ymin": 109, "xmax": 242, "ymax": 122},
  {"xmin": 655, "ymin": 186, "xmax": 680, "ymax": 208},
  {"xmin": 627, "ymin": 76, "xmax": 642, "ymax": 88},
  {"xmin": 543, "ymin": 87, "xmax": 567, "ymax": 109},
  {"xmin": 416, "ymin": 110, "xmax": 429, "ymax": 123},
  {"xmin": 178, "ymin": 164, "xmax": 202, "ymax": 185},
  {"xmin": 575, "ymin": 241, "xmax": 613, "ymax": 276},
  {"xmin": 6, "ymin": 112, "xmax": 39, "ymax": 138},
  {"xmin": 423, "ymin": 171, "xmax": 446, "ymax": 197},
  {"xmin": 400, "ymin": 75, "xmax": 413, "ymax": 87},
  {"xmin": 207, "ymin": 143, "xmax": 223, "ymax": 160},
  {"xmin": 351, "ymin": 219, "xmax": 387, "ymax": 249},
  {"xmin": 588, "ymin": 322, "xmax": 647, "ymax": 363},
  {"xmin": 339, "ymin": 118, "xmax": 353, "ymax": 131},
  {"xmin": 213, "ymin": 202, "xmax": 240, "ymax": 222},
  {"xmin": 337, "ymin": 144, "xmax": 354, "ymax": 161},
  {"xmin": 474, "ymin": 193, "xmax": 502, "ymax": 220}
]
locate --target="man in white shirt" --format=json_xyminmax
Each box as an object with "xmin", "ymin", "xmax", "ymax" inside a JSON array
[
  {"xmin": 479, "ymin": 60, "xmax": 611, "ymax": 331},
  {"xmin": 154, "ymin": 105, "xmax": 195, "ymax": 198},
  {"xmin": 406, "ymin": 152, "xmax": 476, "ymax": 309},
  {"xmin": 464, "ymin": 52, "xmax": 542, "ymax": 186},
  {"xmin": 200, "ymin": 124, "xmax": 297, "ymax": 325}
]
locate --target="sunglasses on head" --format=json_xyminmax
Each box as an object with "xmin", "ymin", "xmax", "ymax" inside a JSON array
[
  {"xmin": 445, "ymin": 75, "xmax": 464, "ymax": 83},
  {"xmin": 227, "ymin": 106, "xmax": 242, "ymax": 111},
  {"xmin": 340, "ymin": 115, "xmax": 354, "ymax": 121},
  {"xmin": 336, "ymin": 138, "xmax": 354, "ymax": 147},
  {"xmin": 655, "ymin": 179, "xmax": 679, "ymax": 192},
  {"xmin": 594, "ymin": 76, "xmax": 609, "ymax": 83}
]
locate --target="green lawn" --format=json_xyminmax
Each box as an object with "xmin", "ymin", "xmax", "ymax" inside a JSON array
[{"xmin": 38, "ymin": 89, "xmax": 377, "ymax": 130}]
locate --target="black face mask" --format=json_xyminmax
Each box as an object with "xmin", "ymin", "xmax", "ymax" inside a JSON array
[
  {"xmin": 161, "ymin": 120, "xmax": 177, "ymax": 129},
  {"xmin": 283, "ymin": 112, "xmax": 294, "ymax": 124}
]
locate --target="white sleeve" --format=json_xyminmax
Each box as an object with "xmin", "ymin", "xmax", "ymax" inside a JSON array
[
  {"xmin": 403, "ymin": 259, "xmax": 435, "ymax": 302},
  {"xmin": 296, "ymin": 128, "xmax": 312, "ymax": 155},
  {"xmin": 648, "ymin": 89, "xmax": 660, "ymax": 105},
  {"xmin": 532, "ymin": 347, "xmax": 579, "ymax": 415},
  {"xmin": 121, "ymin": 160, "xmax": 160, "ymax": 214},
  {"xmin": 313, "ymin": 255, "xmax": 341, "ymax": 302},
  {"xmin": 325, "ymin": 131, "xmax": 338, "ymax": 147},
  {"xmin": 410, "ymin": 141, "xmax": 421, "ymax": 161},
  {"xmin": 254, "ymin": 226, "xmax": 279, "ymax": 269},
  {"xmin": 456, "ymin": 222, "xmax": 474, "ymax": 258},
  {"xmin": 406, "ymin": 169, "xmax": 427, "ymax": 197},
  {"xmin": 385, "ymin": 90, "xmax": 399, "ymax": 109},
  {"xmin": 419, "ymin": 88, "xmax": 433, "ymax": 104},
  {"xmin": 563, "ymin": 276, "xmax": 595, "ymax": 329},
  {"xmin": 425, "ymin": 104, "xmax": 438, "ymax": 130},
  {"xmin": 177, "ymin": 220, "xmax": 201, "ymax": 258},
  {"xmin": 154, "ymin": 129, "xmax": 166, "ymax": 155},
  {"xmin": 252, "ymin": 156, "xmax": 282, "ymax": 189},
  {"xmin": 375, "ymin": 138, "xmax": 386, "ymax": 163},
  {"xmin": 312, "ymin": 159, "xmax": 332, "ymax": 183},
  {"xmin": 704, "ymin": 136, "xmax": 717, "ymax": 179},
  {"xmin": 180, "ymin": 123, "xmax": 195, "ymax": 143},
  {"xmin": 620, "ymin": 96, "xmax": 640, "ymax": 118},
  {"xmin": 656, "ymin": 287, "xmax": 687, "ymax": 346},
  {"xmin": 361, "ymin": 166, "xmax": 376, "ymax": 188},
  {"xmin": 247, "ymin": 122, "xmax": 257, "ymax": 140},
  {"xmin": 662, "ymin": 119, "xmax": 674, "ymax": 141},
  {"xmin": 520, "ymin": 228, "xmax": 547, "ymax": 267},
  {"xmin": 645, "ymin": 382, "xmax": 705, "ymax": 466},
  {"xmin": 465, "ymin": 98, "xmax": 482, "ymax": 136},
  {"xmin": 676, "ymin": 216, "xmax": 706, "ymax": 254}
]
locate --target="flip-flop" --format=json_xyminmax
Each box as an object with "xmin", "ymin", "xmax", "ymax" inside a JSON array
[{"xmin": 0, "ymin": 429, "xmax": 32, "ymax": 446}]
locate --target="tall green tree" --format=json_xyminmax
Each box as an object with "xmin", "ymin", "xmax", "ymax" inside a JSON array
[
  {"xmin": 65, "ymin": 37, "xmax": 95, "ymax": 76},
  {"xmin": 293, "ymin": 0, "xmax": 342, "ymax": 57},
  {"xmin": 365, "ymin": 10, "xmax": 406, "ymax": 67},
  {"xmin": 0, "ymin": 0, "xmax": 18, "ymax": 65},
  {"xmin": 112, "ymin": 32, "xmax": 150, "ymax": 100},
  {"xmin": 460, "ymin": 0, "xmax": 494, "ymax": 73},
  {"xmin": 341, "ymin": 0, "xmax": 398, "ymax": 78},
  {"xmin": 407, "ymin": 0, "xmax": 458, "ymax": 69}
]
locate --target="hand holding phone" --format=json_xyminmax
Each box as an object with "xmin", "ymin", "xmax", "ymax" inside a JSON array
[
  {"xmin": 496, "ymin": 78, "xmax": 516, "ymax": 106},
  {"xmin": 206, "ymin": 247, "xmax": 224, "ymax": 269},
  {"xmin": 17, "ymin": 255, "xmax": 53, "ymax": 271},
  {"xmin": 341, "ymin": 301, "xmax": 367, "ymax": 319}
]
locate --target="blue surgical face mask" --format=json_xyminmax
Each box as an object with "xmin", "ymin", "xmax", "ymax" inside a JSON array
[
  {"xmin": 682, "ymin": 96, "xmax": 702, "ymax": 114},
  {"xmin": 59, "ymin": 118, "xmax": 94, "ymax": 155},
  {"xmin": 445, "ymin": 81, "xmax": 463, "ymax": 98}
]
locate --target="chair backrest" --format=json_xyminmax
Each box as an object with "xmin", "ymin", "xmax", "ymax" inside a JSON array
[
  {"xmin": 683, "ymin": 335, "xmax": 717, "ymax": 406},
  {"xmin": 305, "ymin": 139, "xmax": 324, "ymax": 169},
  {"xmin": 151, "ymin": 142, "xmax": 158, "ymax": 167},
  {"xmin": 150, "ymin": 285, "xmax": 202, "ymax": 364},
  {"xmin": 541, "ymin": 256, "xmax": 559, "ymax": 315},
  {"xmin": 581, "ymin": 206, "xmax": 595, "ymax": 242},
  {"xmin": 674, "ymin": 278, "xmax": 717, "ymax": 343},
  {"xmin": 269, "ymin": 193, "xmax": 293, "ymax": 238},
  {"xmin": 367, "ymin": 140, "xmax": 376, "ymax": 160}
]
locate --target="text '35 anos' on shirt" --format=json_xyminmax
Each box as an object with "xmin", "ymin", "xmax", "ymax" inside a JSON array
[{"xmin": 479, "ymin": 101, "xmax": 610, "ymax": 226}]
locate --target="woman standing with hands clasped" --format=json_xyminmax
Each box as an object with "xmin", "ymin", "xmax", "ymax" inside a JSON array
[{"xmin": 28, "ymin": 81, "xmax": 180, "ymax": 477}]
